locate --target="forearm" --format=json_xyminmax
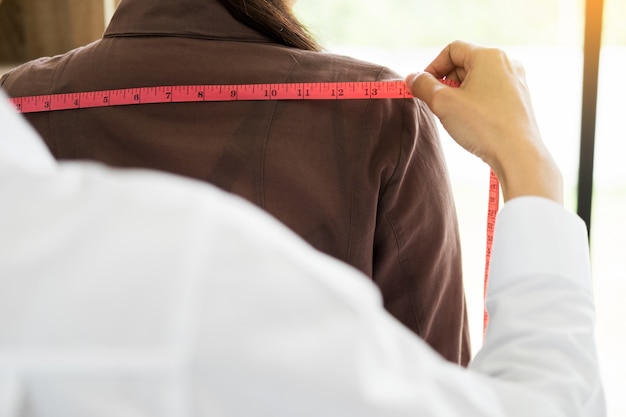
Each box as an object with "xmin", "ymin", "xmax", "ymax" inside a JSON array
[{"xmin": 489, "ymin": 133, "xmax": 564, "ymax": 204}]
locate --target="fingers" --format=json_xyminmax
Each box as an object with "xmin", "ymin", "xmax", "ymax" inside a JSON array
[
  {"xmin": 404, "ymin": 72, "xmax": 447, "ymax": 111},
  {"xmin": 423, "ymin": 40, "xmax": 477, "ymax": 81}
]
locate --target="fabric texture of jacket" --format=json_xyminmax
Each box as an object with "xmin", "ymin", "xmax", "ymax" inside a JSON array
[{"xmin": 1, "ymin": 0, "xmax": 470, "ymax": 364}]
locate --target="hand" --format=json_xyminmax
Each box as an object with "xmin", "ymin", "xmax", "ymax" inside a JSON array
[{"xmin": 406, "ymin": 41, "xmax": 563, "ymax": 204}]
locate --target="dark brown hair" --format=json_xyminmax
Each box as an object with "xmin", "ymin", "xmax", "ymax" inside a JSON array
[{"xmin": 217, "ymin": 0, "xmax": 321, "ymax": 51}]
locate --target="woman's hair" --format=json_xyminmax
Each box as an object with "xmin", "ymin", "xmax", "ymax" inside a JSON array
[{"xmin": 216, "ymin": 0, "xmax": 321, "ymax": 51}]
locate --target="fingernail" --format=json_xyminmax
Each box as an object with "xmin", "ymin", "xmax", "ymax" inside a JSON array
[{"xmin": 405, "ymin": 72, "xmax": 422, "ymax": 87}]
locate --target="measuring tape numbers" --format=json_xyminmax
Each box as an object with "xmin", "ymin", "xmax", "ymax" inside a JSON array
[
  {"xmin": 8, "ymin": 78, "xmax": 499, "ymax": 337},
  {"xmin": 483, "ymin": 169, "xmax": 499, "ymax": 338},
  {"xmin": 9, "ymin": 81, "xmax": 415, "ymax": 114}
]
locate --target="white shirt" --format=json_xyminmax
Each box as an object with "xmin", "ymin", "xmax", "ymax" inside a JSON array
[{"xmin": 0, "ymin": 92, "xmax": 605, "ymax": 416}]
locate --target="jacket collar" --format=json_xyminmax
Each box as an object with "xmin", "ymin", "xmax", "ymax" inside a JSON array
[{"xmin": 104, "ymin": 0, "xmax": 272, "ymax": 43}]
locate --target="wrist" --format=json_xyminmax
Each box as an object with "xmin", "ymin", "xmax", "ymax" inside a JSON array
[{"xmin": 492, "ymin": 142, "xmax": 563, "ymax": 204}]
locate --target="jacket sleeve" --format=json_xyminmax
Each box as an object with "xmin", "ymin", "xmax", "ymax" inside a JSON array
[{"xmin": 372, "ymin": 95, "xmax": 470, "ymax": 366}]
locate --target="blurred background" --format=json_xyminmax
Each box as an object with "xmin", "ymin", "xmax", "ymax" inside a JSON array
[{"xmin": 1, "ymin": 0, "xmax": 624, "ymax": 415}]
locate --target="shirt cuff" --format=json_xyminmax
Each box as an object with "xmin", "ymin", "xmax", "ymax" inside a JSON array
[{"xmin": 488, "ymin": 196, "xmax": 592, "ymax": 293}]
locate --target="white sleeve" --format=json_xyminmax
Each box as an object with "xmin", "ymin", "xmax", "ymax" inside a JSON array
[
  {"xmin": 187, "ymin": 197, "xmax": 605, "ymax": 417},
  {"xmin": 470, "ymin": 197, "xmax": 605, "ymax": 417},
  {"xmin": 0, "ymin": 88, "xmax": 604, "ymax": 415}
]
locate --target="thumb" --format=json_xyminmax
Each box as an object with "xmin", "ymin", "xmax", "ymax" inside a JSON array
[{"xmin": 405, "ymin": 72, "xmax": 447, "ymax": 110}]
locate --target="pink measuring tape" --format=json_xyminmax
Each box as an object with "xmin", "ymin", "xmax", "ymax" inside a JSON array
[{"xmin": 9, "ymin": 78, "xmax": 499, "ymax": 337}]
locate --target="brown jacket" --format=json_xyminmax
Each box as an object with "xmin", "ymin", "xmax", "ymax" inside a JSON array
[{"xmin": 1, "ymin": 0, "xmax": 470, "ymax": 364}]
